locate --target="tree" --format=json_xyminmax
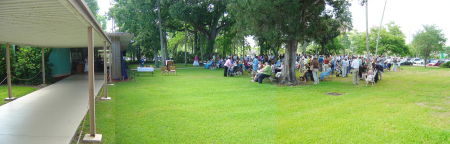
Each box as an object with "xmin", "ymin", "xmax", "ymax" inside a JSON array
[
  {"xmin": 169, "ymin": 0, "xmax": 234, "ymax": 58},
  {"xmin": 353, "ymin": 22, "xmax": 409, "ymax": 57},
  {"xmin": 85, "ymin": 0, "xmax": 107, "ymax": 30},
  {"xmin": 109, "ymin": 0, "xmax": 164, "ymax": 67},
  {"xmin": 412, "ymin": 24, "xmax": 447, "ymax": 68},
  {"xmin": 230, "ymin": 0, "xmax": 350, "ymax": 85}
]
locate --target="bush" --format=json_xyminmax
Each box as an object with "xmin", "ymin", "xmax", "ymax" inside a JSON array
[
  {"xmin": 0, "ymin": 45, "xmax": 55, "ymax": 85},
  {"xmin": 12, "ymin": 47, "xmax": 54, "ymax": 85},
  {"xmin": 439, "ymin": 61, "xmax": 450, "ymax": 68}
]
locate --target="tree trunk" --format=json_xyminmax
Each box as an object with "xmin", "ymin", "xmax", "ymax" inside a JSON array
[
  {"xmin": 184, "ymin": 22, "xmax": 187, "ymax": 66},
  {"xmin": 200, "ymin": 35, "xmax": 203, "ymax": 62},
  {"xmin": 222, "ymin": 44, "xmax": 226, "ymax": 59},
  {"xmin": 173, "ymin": 44, "xmax": 178, "ymax": 59},
  {"xmin": 164, "ymin": 27, "xmax": 169, "ymax": 60},
  {"xmin": 302, "ymin": 41, "xmax": 307, "ymax": 55},
  {"xmin": 424, "ymin": 57, "xmax": 427, "ymax": 68},
  {"xmin": 321, "ymin": 40, "xmax": 326, "ymax": 55},
  {"xmin": 280, "ymin": 39, "xmax": 299, "ymax": 85},
  {"xmin": 233, "ymin": 43, "xmax": 235, "ymax": 55},
  {"xmin": 259, "ymin": 39, "xmax": 264, "ymax": 55},
  {"xmin": 343, "ymin": 32, "xmax": 347, "ymax": 55},
  {"xmin": 194, "ymin": 31, "xmax": 199, "ymax": 52},
  {"xmin": 206, "ymin": 37, "xmax": 215, "ymax": 59},
  {"xmin": 154, "ymin": 49, "xmax": 159, "ymax": 68},
  {"xmin": 315, "ymin": 42, "xmax": 318, "ymax": 55},
  {"xmin": 242, "ymin": 39, "xmax": 245, "ymax": 57},
  {"xmin": 157, "ymin": 0, "xmax": 165, "ymax": 66}
]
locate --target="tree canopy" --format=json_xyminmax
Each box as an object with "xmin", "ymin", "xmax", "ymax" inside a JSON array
[
  {"xmin": 230, "ymin": 0, "xmax": 351, "ymax": 85},
  {"xmin": 353, "ymin": 22, "xmax": 409, "ymax": 57},
  {"xmin": 85, "ymin": 0, "xmax": 107, "ymax": 30},
  {"xmin": 412, "ymin": 24, "xmax": 447, "ymax": 68}
]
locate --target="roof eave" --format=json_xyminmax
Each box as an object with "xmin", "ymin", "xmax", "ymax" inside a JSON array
[{"xmin": 68, "ymin": 0, "xmax": 111, "ymax": 46}]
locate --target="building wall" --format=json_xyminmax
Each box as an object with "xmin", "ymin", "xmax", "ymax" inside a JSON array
[
  {"xmin": 48, "ymin": 48, "xmax": 71, "ymax": 77},
  {"xmin": 111, "ymin": 36, "xmax": 122, "ymax": 79}
]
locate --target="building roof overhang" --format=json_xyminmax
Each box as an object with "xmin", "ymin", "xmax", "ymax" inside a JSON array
[
  {"xmin": 106, "ymin": 33, "xmax": 134, "ymax": 51},
  {"xmin": 0, "ymin": 0, "xmax": 111, "ymax": 48}
]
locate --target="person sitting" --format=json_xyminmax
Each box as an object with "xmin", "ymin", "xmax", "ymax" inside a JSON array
[
  {"xmin": 271, "ymin": 62, "xmax": 275, "ymax": 74},
  {"xmin": 299, "ymin": 64, "xmax": 314, "ymax": 82},
  {"xmin": 204, "ymin": 60, "xmax": 212, "ymax": 69},
  {"xmin": 319, "ymin": 64, "xmax": 332, "ymax": 81},
  {"xmin": 275, "ymin": 62, "xmax": 283, "ymax": 73},
  {"xmin": 359, "ymin": 64, "xmax": 368, "ymax": 80},
  {"xmin": 252, "ymin": 62, "xmax": 272, "ymax": 84},
  {"xmin": 229, "ymin": 61, "xmax": 241, "ymax": 75}
]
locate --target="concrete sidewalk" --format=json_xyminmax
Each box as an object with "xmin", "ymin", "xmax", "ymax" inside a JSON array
[{"xmin": 0, "ymin": 74, "xmax": 104, "ymax": 144}]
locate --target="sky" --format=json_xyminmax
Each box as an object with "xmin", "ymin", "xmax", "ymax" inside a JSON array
[
  {"xmin": 98, "ymin": 0, "xmax": 450, "ymax": 47},
  {"xmin": 98, "ymin": 0, "xmax": 114, "ymax": 32}
]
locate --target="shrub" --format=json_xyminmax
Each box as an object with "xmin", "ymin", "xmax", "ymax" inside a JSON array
[
  {"xmin": 0, "ymin": 44, "xmax": 54, "ymax": 85},
  {"xmin": 439, "ymin": 61, "xmax": 450, "ymax": 68},
  {"xmin": 12, "ymin": 47, "xmax": 54, "ymax": 85}
]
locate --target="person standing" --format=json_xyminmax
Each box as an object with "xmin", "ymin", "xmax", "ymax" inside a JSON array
[
  {"xmin": 331, "ymin": 56, "xmax": 335, "ymax": 74},
  {"xmin": 351, "ymin": 57, "xmax": 360, "ymax": 85},
  {"xmin": 224, "ymin": 57, "xmax": 232, "ymax": 77},
  {"xmin": 299, "ymin": 57, "xmax": 305, "ymax": 74},
  {"xmin": 252, "ymin": 56, "xmax": 259, "ymax": 78},
  {"xmin": 341, "ymin": 58, "xmax": 348, "ymax": 77},
  {"xmin": 193, "ymin": 55, "xmax": 199, "ymax": 66},
  {"xmin": 318, "ymin": 55, "xmax": 324, "ymax": 72},
  {"xmin": 392, "ymin": 57, "xmax": 398, "ymax": 72},
  {"xmin": 139, "ymin": 57, "xmax": 145, "ymax": 67},
  {"xmin": 84, "ymin": 56, "xmax": 89, "ymax": 74},
  {"xmin": 312, "ymin": 58, "xmax": 319, "ymax": 84}
]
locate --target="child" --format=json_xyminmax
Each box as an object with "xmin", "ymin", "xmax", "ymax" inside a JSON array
[{"xmin": 366, "ymin": 70, "xmax": 374, "ymax": 83}]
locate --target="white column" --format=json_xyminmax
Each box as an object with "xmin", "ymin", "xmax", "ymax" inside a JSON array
[
  {"xmin": 102, "ymin": 41, "xmax": 110, "ymax": 100},
  {"xmin": 42, "ymin": 48, "xmax": 45, "ymax": 85},
  {"xmin": 4, "ymin": 44, "xmax": 15, "ymax": 101},
  {"xmin": 108, "ymin": 46, "xmax": 113, "ymax": 85},
  {"xmin": 83, "ymin": 26, "xmax": 102, "ymax": 142}
]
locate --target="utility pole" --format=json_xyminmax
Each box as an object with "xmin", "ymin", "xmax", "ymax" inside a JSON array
[
  {"xmin": 375, "ymin": 0, "xmax": 387, "ymax": 56},
  {"xmin": 365, "ymin": 0, "xmax": 370, "ymax": 59}
]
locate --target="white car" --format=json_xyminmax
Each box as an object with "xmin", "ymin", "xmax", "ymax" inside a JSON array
[{"xmin": 413, "ymin": 58, "xmax": 424, "ymax": 65}]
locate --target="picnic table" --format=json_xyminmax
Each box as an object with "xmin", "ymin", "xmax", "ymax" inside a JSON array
[{"xmin": 131, "ymin": 67, "xmax": 154, "ymax": 76}]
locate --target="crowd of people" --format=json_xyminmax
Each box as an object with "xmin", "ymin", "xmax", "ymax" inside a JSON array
[
  {"xmin": 297, "ymin": 54, "xmax": 406, "ymax": 85},
  {"xmin": 202, "ymin": 53, "xmax": 406, "ymax": 85}
]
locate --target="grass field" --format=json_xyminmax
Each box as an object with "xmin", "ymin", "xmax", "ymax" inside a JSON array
[
  {"xmin": 89, "ymin": 64, "xmax": 450, "ymax": 143},
  {"xmin": 0, "ymin": 85, "xmax": 36, "ymax": 106}
]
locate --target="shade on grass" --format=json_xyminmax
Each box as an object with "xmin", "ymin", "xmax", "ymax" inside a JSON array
[
  {"xmin": 91, "ymin": 64, "xmax": 450, "ymax": 143},
  {"xmin": 0, "ymin": 85, "xmax": 36, "ymax": 105}
]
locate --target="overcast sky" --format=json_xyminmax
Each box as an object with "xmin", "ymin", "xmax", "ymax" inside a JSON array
[{"xmin": 98, "ymin": 0, "xmax": 450, "ymax": 47}]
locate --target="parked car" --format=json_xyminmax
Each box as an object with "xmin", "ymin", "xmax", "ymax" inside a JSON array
[
  {"xmin": 413, "ymin": 58, "xmax": 424, "ymax": 64},
  {"xmin": 401, "ymin": 61, "xmax": 413, "ymax": 66},
  {"xmin": 427, "ymin": 60, "xmax": 444, "ymax": 66}
]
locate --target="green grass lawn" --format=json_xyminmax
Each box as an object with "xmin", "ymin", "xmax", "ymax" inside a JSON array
[
  {"xmin": 0, "ymin": 85, "xmax": 36, "ymax": 106},
  {"xmin": 91, "ymin": 64, "xmax": 450, "ymax": 143}
]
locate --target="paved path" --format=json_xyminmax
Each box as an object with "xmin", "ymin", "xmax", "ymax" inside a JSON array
[{"xmin": 0, "ymin": 74, "xmax": 104, "ymax": 144}]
